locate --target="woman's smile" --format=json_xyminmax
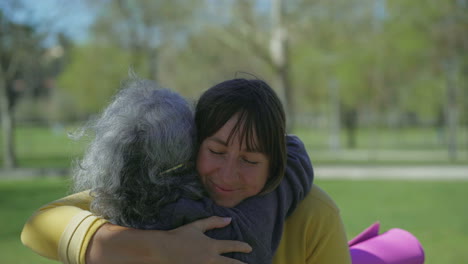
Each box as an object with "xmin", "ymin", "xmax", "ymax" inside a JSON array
[{"xmin": 211, "ymin": 181, "xmax": 237, "ymax": 193}]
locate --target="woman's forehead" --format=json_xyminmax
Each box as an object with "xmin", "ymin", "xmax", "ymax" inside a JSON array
[
  {"xmin": 229, "ymin": 120, "xmax": 263, "ymax": 152},
  {"xmin": 206, "ymin": 135, "xmax": 261, "ymax": 153}
]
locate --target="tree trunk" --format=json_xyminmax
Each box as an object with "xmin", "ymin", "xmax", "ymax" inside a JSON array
[
  {"xmin": 328, "ymin": 79, "xmax": 341, "ymax": 151},
  {"xmin": 445, "ymin": 59, "xmax": 458, "ymax": 161},
  {"xmin": 0, "ymin": 77, "xmax": 17, "ymax": 169},
  {"xmin": 270, "ymin": 0, "xmax": 294, "ymax": 131},
  {"xmin": 148, "ymin": 48, "xmax": 158, "ymax": 81},
  {"xmin": 276, "ymin": 59, "xmax": 293, "ymax": 132},
  {"xmin": 342, "ymin": 107, "xmax": 358, "ymax": 149}
]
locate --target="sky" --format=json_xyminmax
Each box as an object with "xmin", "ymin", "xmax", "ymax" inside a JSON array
[
  {"xmin": 0, "ymin": 0, "xmax": 391, "ymax": 47},
  {"xmin": 2, "ymin": 0, "xmax": 271, "ymax": 46},
  {"xmin": 1, "ymin": 0, "xmax": 98, "ymax": 46}
]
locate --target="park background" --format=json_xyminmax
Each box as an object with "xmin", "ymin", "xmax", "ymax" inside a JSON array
[{"xmin": 0, "ymin": 0, "xmax": 467, "ymax": 263}]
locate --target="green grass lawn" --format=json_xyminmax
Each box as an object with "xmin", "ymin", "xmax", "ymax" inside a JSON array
[
  {"xmin": 1, "ymin": 125, "xmax": 86, "ymax": 168},
  {"xmin": 1, "ymin": 177, "xmax": 467, "ymax": 264},
  {"xmin": 316, "ymin": 179, "xmax": 468, "ymax": 264},
  {"xmin": 0, "ymin": 178, "xmax": 70, "ymax": 264}
]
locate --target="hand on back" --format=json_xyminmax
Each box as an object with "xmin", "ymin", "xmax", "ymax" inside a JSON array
[{"xmin": 86, "ymin": 216, "xmax": 252, "ymax": 264}]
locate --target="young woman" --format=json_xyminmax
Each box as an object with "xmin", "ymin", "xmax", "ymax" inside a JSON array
[{"xmin": 21, "ymin": 78, "xmax": 351, "ymax": 264}]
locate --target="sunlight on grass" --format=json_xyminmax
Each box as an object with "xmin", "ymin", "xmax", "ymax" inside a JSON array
[
  {"xmin": 0, "ymin": 178, "xmax": 70, "ymax": 264},
  {"xmin": 1, "ymin": 178, "xmax": 466, "ymax": 263},
  {"xmin": 0, "ymin": 125, "xmax": 87, "ymax": 168},
  {"xmin": 317, "ymin": 179, "xmax": 468, "ymax": 264}
]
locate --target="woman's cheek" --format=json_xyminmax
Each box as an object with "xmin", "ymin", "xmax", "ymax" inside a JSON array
[
  {"xmin": 196, "ymin": 150, "xmax": 208, "ymax": 175},
  {"xmin": 197, "ymin": 150, "xmax": 219, "ymax": 175},
  {"xmin": 252, "ymin": 163, "xmax": 270, "ymax": 189},
  {"xmin": 243, "ymin": 167, "xmax": 266, "ymax": 191}
]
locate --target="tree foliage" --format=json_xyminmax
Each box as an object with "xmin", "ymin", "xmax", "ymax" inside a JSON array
[
  {"xmin": 5, "ymin": 0, "xmax": 466, "ymax": 164},
  {"xmin": 57, "ymin": 44, "xmax": 133, "ymax": 117}
]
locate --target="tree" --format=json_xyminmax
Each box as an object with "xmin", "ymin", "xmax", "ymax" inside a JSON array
[
  {"xmin": 58, "ymin": 44, "xmax": 134, "ymax": 117},
  {"xmin": 171, "ymin": 0, "xmax": 296, "ymax": 130},
  {"xmin": 56, "ymin": 0, "xmax": 205, "ymax": 115},
  {"xmin": 271, "ymin": 0, "xmax": 294, "ymax": 130},
  {"xmin": 287, "ymin": 0, "xmax": 380, "ymax": 148},
  {"xmin": 428, "ymin": 0, "xmax": 468, "ymax": 161},
  {"xmin": 0, "ymin": 10, "xmax": 46, "ymax": 168},
  {"xmin": 90, "ymin": 0, "xmax": 203, "ymax": 81},
  {"xmin": 391, "ymin": 0, "xmax": 468, "ymax": 160}
]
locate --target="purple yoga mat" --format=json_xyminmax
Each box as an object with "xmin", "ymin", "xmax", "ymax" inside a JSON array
[{"xmin": 349, "ymin": 222, "xmax": 425, "ymax": 264}]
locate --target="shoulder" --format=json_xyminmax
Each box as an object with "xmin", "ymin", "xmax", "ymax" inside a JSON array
[
  {"xmin": 284, "ymin": 184, "xmax": 346, "ymax": 245},
  {"xmin": 275, "ymin": 184, "xmax": 348, "ymax": 263},
  {"xmin": 307, "ymin": 184, "xmax": 340, "ymax": 214},
  {"xmin": 289, "ymin": 184, "xmax": 341, "ymax": 226}
]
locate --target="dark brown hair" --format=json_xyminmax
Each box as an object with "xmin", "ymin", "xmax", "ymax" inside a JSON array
[{"xmin": 195, "ymin": 78, "xmax": 286, "ymax": 194}]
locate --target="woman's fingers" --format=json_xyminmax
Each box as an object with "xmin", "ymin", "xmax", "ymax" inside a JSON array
[
  {"xmin": 85, "ymin": 216, "xmax": 252, "ymax": 264},
  {"xmin": 215, "ymin": 239, "xmax": 253, "ymax": 254},
  {"xmin": 217, "ymin": 255, "xmax": 248, "ymax": 264},
  {"xmin": 189, "ymin": 216, "xmax": 233, "ymax": 232},
  {"xmin": 187, "ymin": 216, "xmax": 252, "ymax": 254}
]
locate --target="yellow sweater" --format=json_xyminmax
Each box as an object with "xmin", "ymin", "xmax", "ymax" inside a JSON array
[{"xmin": 21, "ymin": 184, "xmax": 351, "ymax": 264}]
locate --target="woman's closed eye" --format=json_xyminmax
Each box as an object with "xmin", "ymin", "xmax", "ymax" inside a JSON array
[
  {"xmin": 209, "ymin": 148, "xmax": 224, "ymax": 155},
  {"xmin": 242, "ymin": 157, "xmax": 259, "ymax": 165}
]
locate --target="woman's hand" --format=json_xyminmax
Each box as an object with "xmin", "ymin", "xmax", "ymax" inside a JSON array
[{"xmin": 86, "ymin": 216, "xmax": 252, "ymax": 264}]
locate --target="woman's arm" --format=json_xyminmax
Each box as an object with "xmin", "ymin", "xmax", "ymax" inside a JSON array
[
  {"xmin": 21, "ymin": 135, "xmax": 312, "ymax": 264},
  {"xmin": 21, "ymin": 191, "xmax": 102, "ymax": 261},
  {"xmin": 21, "ymin": 191, "xmax": 251, "ymax": 264},
  {"xmin": 87, "ymin": 217, "xmax": 252, "ymax": 264}
]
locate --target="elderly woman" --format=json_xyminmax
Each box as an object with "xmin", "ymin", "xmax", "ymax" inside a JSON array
[{"xmin": 22, "ymin": 77, "xmax": 351, "ymax": 264}]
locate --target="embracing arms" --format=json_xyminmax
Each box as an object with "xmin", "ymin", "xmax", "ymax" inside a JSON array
[
  {"xmin": 20, "ymin": 191, "xmax": 103, "ymax": 261},
  {"xmin": 21, "ymin": 192, "xmax": 251, "ymax": 264},
  {"xmin": 21, "ymin": 135, "xmax": 313, "ymax": 264},
  {"xmin": 85, "ymin": 217, "xmax": 252, "ymax": 264}
]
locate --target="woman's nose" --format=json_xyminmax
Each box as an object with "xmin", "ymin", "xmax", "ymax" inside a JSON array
[{"xmin": 219, "ymin": 157, "xmax": 238, "ymax": 183}]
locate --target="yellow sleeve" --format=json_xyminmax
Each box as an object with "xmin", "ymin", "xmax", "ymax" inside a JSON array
[
  {"xmin": 20, "ymin": 190, "xmax": 108, "ymax": 264},
  {"xmin": 273, "ymin": 184, "xmax": 351, "ymax": 264}
]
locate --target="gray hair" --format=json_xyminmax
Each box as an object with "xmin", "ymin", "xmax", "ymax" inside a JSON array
[{"xmin": 72, "ymin": 78, "xmax": 204, "ymax": 228}]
